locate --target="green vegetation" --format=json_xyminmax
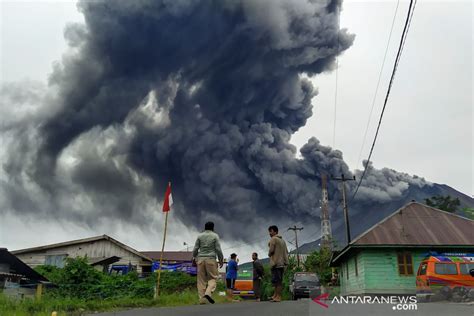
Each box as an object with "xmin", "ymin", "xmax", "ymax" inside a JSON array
[
  {"xmin": 1, "ymin": 257, "xmax": 228, "ymax": 315},
  {"xmin": 303, "ymin": 247, "xmax": 333, "ymax": 285},
  {"xmin": 0, "ymin": 289, "xmax": 230, "ymax": 316},
  {"xmin": 327, "ymin": 285, "xmax": 340, "ymax": 298},
  {"xmin": 424, "ymin": 195, "xmax": 460, "ymax": 213},
  {"xmin": 258, "ymin": 250, "xmax": 334, "ymax": 301},
  {"xmin": 282, "ymin": 256, "xmax": 303, "ymax": 300},
  {"xmin": 34, "ymin": 257, "xmax": 197, "ymax": 300},
  {"xmin": 460, "ymin": 207, "xmax": 474, "ymax": 220},
  {"xmin": 0, "ymin": 294, "xmax": 156, "ymax": 316}
]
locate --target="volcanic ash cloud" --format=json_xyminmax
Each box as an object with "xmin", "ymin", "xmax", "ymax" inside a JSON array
[{"xmin": 0, "ymin": 0, "xmax": 429, "ymax": 240}]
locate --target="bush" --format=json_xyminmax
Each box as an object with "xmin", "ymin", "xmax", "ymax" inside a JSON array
[
  {"xmin": 2, "ymin": 257, "xmax": 220, "ymax": 315},
  {"xmin": 303, "ymin": 248, "xmax": 333, "ymax": 285},
  {"xmin": 260, "ymin": 265, "xmax": 273, "ymax": 300},
  {"xmin": 157, "ymin": 271, "xmax": 196, "ymax": 294},
  {"xmin": 35, "ymin": 257, "xmax": 196, "ymax": 301},
  {"xmin": 282, "ymin": 256, "xmax": 303, "ymax": 300}
]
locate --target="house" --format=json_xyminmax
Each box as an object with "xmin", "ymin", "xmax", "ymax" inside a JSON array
[
  {"xmin": 330, "ymin": 202, "xmax": 474, "ymax": 296},
  {"xmin": 0, "ymin": 248, "xmax": 48, "ymax": 298},
  {"xmin": 12, "ymin": 235, "xmax": 153, "ymax": 274}
]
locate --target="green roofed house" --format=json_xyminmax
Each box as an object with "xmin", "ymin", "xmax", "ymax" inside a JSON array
[{"xmin": 330, "ymin": 202, "xmax": 474, "ymax": 296}]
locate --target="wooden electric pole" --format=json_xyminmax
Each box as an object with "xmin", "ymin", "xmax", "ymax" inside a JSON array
[
  {"xmin": 331, "ymin": 174, "xmax": 356, "ymax": 244},
  {"xmin": 288, "ymin": 226, "xmax": 304, "ymax": 267}
]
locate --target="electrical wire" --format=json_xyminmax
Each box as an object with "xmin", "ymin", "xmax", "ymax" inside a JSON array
[
  {"xmin": 350, "ymin": 0, "xmax": 417, "ymax": 203},
  {"xmin": 356, "ymin": 0, "xmax": 401, "ymax": 166}
]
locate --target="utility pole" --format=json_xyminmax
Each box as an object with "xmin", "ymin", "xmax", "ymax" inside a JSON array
[
  {"xmin": 331, "ymin": 174, "xmax": 356, "ymax": 244},
  {"xmin": 288, "ymin": 226, "xmax": 304, "ymax": 267}
]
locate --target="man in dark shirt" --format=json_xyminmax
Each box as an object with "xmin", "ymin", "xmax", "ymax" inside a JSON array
[{"xmin": 252, "ymin": 252, "xmax": 264, "ymax": 301}]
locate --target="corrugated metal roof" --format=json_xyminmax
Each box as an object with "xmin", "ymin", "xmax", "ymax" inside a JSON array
[
  {"xmin": 12, "ymin": 235, "xmax": 153, "ymax": 262},
  {"xmin": 351, "ymin": 202, "xmax": 473, "ymax": 246},
  {"xmin": 141, "ymin": 251, "xmax": 193, "ymax": 262},
  {"xmin": 331, "ymin": 202, "xmax": 474, "ymax": 265},
  {"xmin": 0, "ymin": 249, "xmax": 48, "ymax": 282}
]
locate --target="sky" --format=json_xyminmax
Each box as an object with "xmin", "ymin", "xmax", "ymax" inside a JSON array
[{"xmin": 0, "ymin": 0, "xmax": 472, "ymax": 260}]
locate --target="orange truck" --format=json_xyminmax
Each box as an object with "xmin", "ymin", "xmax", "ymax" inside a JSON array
[
  {"xmin": 416, "ymin": 253, "xmax": 474, "ymax": 301},
  {"xmin": 232, "ymin": 270, "xmax": 254, "ymax": 297}
]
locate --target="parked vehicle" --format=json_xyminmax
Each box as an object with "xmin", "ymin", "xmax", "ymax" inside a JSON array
[
  {"xmin": 233, "ymin": 270, "xmax": 254, "ymax": 297},
  {"xmin": 416, "ymin": 253, "xmax": 474, "ymax": 301},
  {"xmin": 289, "ymin": 272, "xmax": 321, "ymax": 300}
]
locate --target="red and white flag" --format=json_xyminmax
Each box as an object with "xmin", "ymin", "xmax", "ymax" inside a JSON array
[{"xmin": 162, "ymin": 182, "xmax": 173, "ymax": 212}]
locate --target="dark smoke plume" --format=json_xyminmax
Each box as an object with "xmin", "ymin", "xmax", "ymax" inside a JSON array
[{"xmin": 1, "ymin": 0, "xmax": 431, "ymax": 242}]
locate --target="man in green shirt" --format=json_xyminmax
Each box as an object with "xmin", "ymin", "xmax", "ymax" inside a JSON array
[
  {"xmin": 268, "ymin": 225, "xmax": 289, "ymax": 302},
  {"xmin": 192, "ymin": 221, "xmax": 224, "ymax": 304}
]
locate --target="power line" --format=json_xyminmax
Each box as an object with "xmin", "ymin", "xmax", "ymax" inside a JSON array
[
  {"xmin": 350, "ymin": 0, "xmax": 417, "ymax": 203},
  {"xmin": 356, "ymin": 0, "xmax": 401, "ymax": 166}
]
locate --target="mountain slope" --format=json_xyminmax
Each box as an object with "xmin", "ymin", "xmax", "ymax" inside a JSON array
[{"xmin": 298, "ymin": 183, "xmax": 473, "ymax": 254}]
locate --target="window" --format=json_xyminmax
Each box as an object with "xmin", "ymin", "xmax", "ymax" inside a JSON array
[
  {"xmin": 45, "ymin": 255, "xmax": 67, "ymax": 268},
  {"xmin": 435, "ymin": 263, "xmax": 458, "ymax": 275},
  {"xmin": 354, "ymin": 255, "xmax": 358, "ymax": 277},
  {"xmin": 417, "ymin": 263, "xmax": 427, "ymax": 276},
  {"xmin": 346, "ymin": 261, "xmax": 349, "ymax": 279},
  {"xmin": 295, "ymin": 273, "xmax": 319, "ymax": 282},
  {"xmin": 459, "ymin": 263, "xmax": 474, "ymax": 275},
  {"xmin": 397, "ymin": 252, "xmax": 413, "ymax": 275}
]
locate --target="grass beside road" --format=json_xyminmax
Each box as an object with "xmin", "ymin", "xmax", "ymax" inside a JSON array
[
  {"xmin": 0, "ymin": 257, "xmax": 231, "ymax": 315},
  {"xmin": 0, "ymin": 294, "xmax": 158, "ymax": 316},
  {"xmin": 0, "ymin": 289, "xmax": 230, "ymax": 316},
  {"xmin": 3, "ymin": 252, "xmax": 336, "ymax": 315}
]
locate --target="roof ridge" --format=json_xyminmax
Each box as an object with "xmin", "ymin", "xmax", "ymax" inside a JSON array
[
  {"xmin": 347, "ymin": 201, "xmax": 415, "ymax": 246},
  {"xmin": 331, "ymin": 202, "xmax": 474, "ymax": 264},
  {"xmin": 413, "ymin": 201, "xmax": 474, "ymax": 222},
  {"xmin": 11, "ymin": 235, "xmax": 153, "ymax": 262},
  {"xmin": 11, "ymin": 235, "xmax": 107, "ymax": 254}
]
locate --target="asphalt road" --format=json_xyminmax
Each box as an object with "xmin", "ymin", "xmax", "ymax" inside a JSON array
[{"xmin": 91, "ymin": 300, "xmax": 473, "ymax": 316}]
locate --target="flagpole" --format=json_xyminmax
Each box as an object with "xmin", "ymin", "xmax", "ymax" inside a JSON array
[
  {"xmin": 155, "ymin": 181, "xmax": 172, "ymax": 299},
  {"xmin": 155, "ymin": 210, "xmax": 169, "ymax": 298}
]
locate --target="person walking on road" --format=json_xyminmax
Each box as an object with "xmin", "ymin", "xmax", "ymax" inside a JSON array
[
  {"xmin": 267, "ymin": 225, "xmax": 289, "ymax": 302},
  {"xmin": 192, "ymin": 221, "xmax": 224, "ymax": 304},
  {"xmin": 252, "ymin": 252, "xmax": 264, "ymax": 301}
]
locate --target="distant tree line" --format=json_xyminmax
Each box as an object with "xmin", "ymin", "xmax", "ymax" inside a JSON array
[{"xmin": 424, "ymin": 195, "xmax": 473, "ymax": 219}]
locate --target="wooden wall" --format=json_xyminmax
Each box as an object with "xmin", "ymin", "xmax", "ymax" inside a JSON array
[
  {"xmin": 15, "ymin": 239, "xmax": 149, "ymax": 273},
  {"xmin": 339, "ymin": 251, "xmax": 366, "ymax": 295},
  {"xmin": 339, "ymin": 249, "xmax": 426, "ymax": 295}
]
